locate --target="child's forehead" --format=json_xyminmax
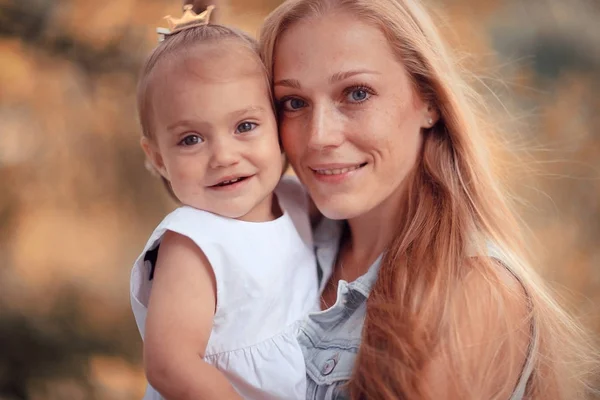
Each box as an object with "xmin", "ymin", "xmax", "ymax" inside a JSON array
[
  {"xmin": 158, "ymin": 41, "xmax": 266, "ymax": 82},
  {"xmin": 148, "ymin": 44, "xmax": 272, "ymax": 128},
  {"xmin": 150, "ymin": 60, "xmax": 269, "ymax": 104}
]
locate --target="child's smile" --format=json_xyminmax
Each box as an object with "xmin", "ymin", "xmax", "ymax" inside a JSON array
[{"xmin": 142, "ymin": 43, "xmax": 283, "ymax": 222}]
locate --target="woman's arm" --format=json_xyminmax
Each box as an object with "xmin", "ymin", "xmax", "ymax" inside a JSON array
[
  {"xmin": 144, "ymin": 230, "xmax": 241, "ymax": 400},
  {"xmin": 423, "ymin": 258, "xmax": 532, "ymax": 400}
]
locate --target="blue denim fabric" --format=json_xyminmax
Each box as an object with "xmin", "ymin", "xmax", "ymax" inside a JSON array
[
  {"xmin": 299, "ymin": 218, "xmax": 532, "ymax": 400},
  {"xmin": 299, "ymin": 219, "xmax": 382, "ymax": 399}
]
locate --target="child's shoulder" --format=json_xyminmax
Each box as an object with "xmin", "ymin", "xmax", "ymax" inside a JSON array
[
  {"xmin": 162, "ymin": 204, "xmax": 214, "ymax": 219},
  {"xmin": 157, "ymin": 205, "xmax": 215, "ymax": 227},
  {"xmin": 152, "ymin": 206, "xmax": 233, "ymax": 242}
]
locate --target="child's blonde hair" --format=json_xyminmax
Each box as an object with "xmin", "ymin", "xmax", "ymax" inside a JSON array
[{"xmin": 137, "ymin": 13, "xmax": 264, "ymax": 199}]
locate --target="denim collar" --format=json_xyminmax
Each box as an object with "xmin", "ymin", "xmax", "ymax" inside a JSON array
[{"xmin": 313, "ymin": 218, "xmax": 383, "ymax": 299}]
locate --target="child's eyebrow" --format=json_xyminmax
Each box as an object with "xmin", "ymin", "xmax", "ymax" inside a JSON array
[
  {"xmin": 226, "ymin": 106, "xmax": 266, "ymax": 120},
  {"xmin": 166, "ymin": 119, "xmax": 199, "ymax": 133},
  {"xmin": 165, "ymin": 106, "xmax": 267, "ymax": 133}
]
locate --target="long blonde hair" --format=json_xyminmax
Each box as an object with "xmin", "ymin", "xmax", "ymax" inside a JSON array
[{"xmin": 260, "ymin": 0, "xmax": 598, "ymax": 398}]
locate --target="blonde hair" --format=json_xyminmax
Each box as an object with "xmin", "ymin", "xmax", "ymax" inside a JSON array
[
  {"xmin": 260, "ymin": 0, "xmax": 598, "ymax": 398},
  {"xmin": 136, "ymin": 20, "xmax": 262, "ymax": 200},
  {"xmin": 137, "ymin": 24, "xmax": 260, "ymax": 140}
]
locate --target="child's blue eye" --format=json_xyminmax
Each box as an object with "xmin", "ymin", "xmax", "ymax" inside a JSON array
[
  {"xmin": 236, "ymin": 122, "xmax": 257, "ymax": 133},
  {"xmin": 179, "ymin": 134, "xmax": 203, "ymax": 146}
]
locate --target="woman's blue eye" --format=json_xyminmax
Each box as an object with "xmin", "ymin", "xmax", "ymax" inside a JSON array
[
  {"xmin": 349, "ymin": 89, "xmax": 369, "ymax": 102},
  {"xmin": 281, "ymin": 98, "xmax": 306, "ymax": 111},
  {"xmin": 180, "ymin": 135, "xmax": 203, "ymax": 146},
  {"xmin": 236, "ymin": 122, "xmax": 257, "ymax": 133},
  {"xmin": 290, "ymin": 98, "xmax": 306, "ymax": 109}
]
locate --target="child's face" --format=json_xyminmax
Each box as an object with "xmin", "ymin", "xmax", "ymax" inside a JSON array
[{"xmin": 143, "ymin": 44, "xmax": 282, "ymax": 221}]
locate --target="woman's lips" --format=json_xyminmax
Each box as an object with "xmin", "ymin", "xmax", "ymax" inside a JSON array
[{"xmin": 309, "ymin": 162, "xmax": 368, "ymax": 183}]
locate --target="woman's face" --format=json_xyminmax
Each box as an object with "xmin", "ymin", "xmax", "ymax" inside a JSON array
[{"xmin": 273, "ymin": 12, "xmax": 432, "ymax": 220}]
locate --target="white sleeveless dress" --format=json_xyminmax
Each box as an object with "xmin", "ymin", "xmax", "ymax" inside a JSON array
[{"xmin": 130, "ymin": 176, "xmax": 319, "ymax": 399}]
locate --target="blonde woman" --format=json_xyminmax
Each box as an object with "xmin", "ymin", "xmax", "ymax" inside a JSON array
[{"xmin": 255, "ymin": 0, "xmax": 598, "ymax": 399}]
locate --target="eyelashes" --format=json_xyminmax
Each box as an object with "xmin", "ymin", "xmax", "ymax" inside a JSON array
[
  {"xmin": 235, "ymin": 121, "xmax": 258, "ymax": 134},
  {"xmin": 277, "ymin": 83, "xmax": 377, "ymax": 113},
  {"xmin": 179, "ymin": 134, "xmax": 203, "ymax": 146},
  {"xmin": 277, "ymin": 97, "xmax": 307, "ymax": 112},
  {"xmin": 176, "ymin": 120, "xmax": 259, "ymax": 147},
  {"xmin": 342, "ymin": 84, "xmax": 375, "ymax": 104}
]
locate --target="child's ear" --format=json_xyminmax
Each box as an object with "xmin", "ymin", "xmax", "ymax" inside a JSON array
[{"xmin": 140, "ymin": 137, "xmax": 169, "ymax": 179}]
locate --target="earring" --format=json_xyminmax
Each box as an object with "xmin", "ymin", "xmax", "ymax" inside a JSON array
[{"xmin": 427, "ymin": 117, "xmax": 433, "ymax": 126}]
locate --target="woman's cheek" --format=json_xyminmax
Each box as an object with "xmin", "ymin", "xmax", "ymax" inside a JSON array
[{"xmin": 280, "ymin": 124, "xmax": 302, "ymax": 163}]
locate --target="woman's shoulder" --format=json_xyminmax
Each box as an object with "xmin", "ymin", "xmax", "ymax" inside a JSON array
[
  {"xmin": 461, "ymin": 242, "xmax": 531, "ymax": 311},
  {"xmin": 428, "ymin": 255, "xmax": 533, "ymax": 399},
  {"xmin": 464, "ymin": 255, "xmax": 528, "ymax": 300}
]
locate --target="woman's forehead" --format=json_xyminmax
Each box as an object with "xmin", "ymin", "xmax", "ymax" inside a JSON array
[{"xmin": 273, "ymin": 14, "xmax": 401, "ymax": 82}]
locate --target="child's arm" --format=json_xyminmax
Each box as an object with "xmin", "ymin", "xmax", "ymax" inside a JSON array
[{"xmin": 143, "ymin": 230, "xmax": 241, "ymax": 400}]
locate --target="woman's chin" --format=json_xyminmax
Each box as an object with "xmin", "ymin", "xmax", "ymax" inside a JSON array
[{"xmin": 313, "ymin": 198, "xmax": 364, "ymax": 221}]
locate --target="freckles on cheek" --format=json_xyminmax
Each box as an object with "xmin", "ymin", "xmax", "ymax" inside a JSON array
[
  {"xmin": 280, "ymin": 124, "xmax": 301, "ymax": 158},
  {"xmin": 281, "ymin": 139, "xmax": 298, "ymax": 166}
]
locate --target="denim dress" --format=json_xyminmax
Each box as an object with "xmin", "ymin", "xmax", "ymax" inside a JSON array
[{"xmin": 300, "ymin": 218, "xmax": 535, "ymax": 400}]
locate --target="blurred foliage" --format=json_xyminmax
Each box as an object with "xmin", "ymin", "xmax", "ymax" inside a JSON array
[{"xmin": 0, "ymin": 0, "xmax": 598, "ymax": 398}]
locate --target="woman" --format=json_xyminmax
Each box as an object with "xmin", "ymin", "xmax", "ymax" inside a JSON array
[{"xmin": 257, "ymin": 0, "xmax": 597, "ymax": 399}]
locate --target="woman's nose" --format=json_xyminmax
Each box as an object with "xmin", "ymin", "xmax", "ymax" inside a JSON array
[{"xmin": 306, "ymin": 103, "xmax": 345, "ymax": 151}]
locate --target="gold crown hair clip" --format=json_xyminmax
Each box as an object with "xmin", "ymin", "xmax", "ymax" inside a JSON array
[{"xmin": 157, "ymin": 4, "xmax": 215, "ymax": 42}]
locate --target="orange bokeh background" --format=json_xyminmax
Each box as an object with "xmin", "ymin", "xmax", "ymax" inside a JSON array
[{"xmin": 0, "ymin": 0, "xmax": 598, "ymax": 398}]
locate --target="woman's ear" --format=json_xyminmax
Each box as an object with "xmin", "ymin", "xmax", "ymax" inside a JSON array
[
  {"xmin": 140, "ymin": 136, "xmax": 169, "ymax": 180},
  {"xmin": 422, "ymin": 104, "xmax": 440, "ymax": 128}
]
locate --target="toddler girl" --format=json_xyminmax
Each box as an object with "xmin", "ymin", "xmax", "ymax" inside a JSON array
[{"xmin": 129, "ymin": 5, "xmax": 318, "ymax": 399}]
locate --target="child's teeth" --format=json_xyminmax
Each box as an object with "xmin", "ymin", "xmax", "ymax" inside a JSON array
[{"xmin": 218, "ymin": 177, "xmax": 242, "ymax": 186}]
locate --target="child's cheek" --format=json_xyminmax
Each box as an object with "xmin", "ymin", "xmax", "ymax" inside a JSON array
[{"xmin": 173, "ymin": 168, "xmax": 195, "ymax": 187}]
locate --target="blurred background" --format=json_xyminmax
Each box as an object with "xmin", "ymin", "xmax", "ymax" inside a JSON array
[{"xmin": 0, "ymin": 0, "xmax": 598, "ymax": 398}]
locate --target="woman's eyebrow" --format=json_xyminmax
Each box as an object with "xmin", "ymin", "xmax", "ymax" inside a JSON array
[
  {"xmin": 274, "ymin": 69, "xmax": 380, "ymax": 89},
  {"xmin": 274, "ymin": 78, "xmax": 301, "ymax": 89},
  {"xmin": 329, "ymin": 69, "xmax": 380, "ymax": 84}
]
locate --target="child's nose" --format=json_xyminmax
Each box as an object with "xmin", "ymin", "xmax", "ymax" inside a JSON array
[{"xmin": 209, "ymin": 137, "xmax": 240, "ymax": 168}]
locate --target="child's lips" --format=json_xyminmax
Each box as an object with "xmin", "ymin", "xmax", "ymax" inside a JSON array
[
  {"xmin": 208, "ymin": 174, "xmax": 255, "ymax": 191},
  {"xmin": 208, "ymin": 174, "xmax": 252, "ymax": 188}
]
